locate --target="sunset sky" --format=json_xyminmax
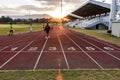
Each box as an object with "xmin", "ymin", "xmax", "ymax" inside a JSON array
[{"xmin": 0, "ymin": 0, "xmax": 111, "ymax": 18}]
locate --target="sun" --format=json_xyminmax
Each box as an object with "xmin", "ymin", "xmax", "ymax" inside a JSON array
[{"xmin": 49, "ymin": 7, "xmax": 69, "ymax": 18}]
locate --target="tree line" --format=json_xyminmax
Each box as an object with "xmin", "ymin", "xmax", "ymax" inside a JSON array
[{"xmin": 0, "ymin": 16, "xmax": 51, "ymax": 24}]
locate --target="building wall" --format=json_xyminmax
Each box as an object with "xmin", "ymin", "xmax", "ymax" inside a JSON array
[{"xmin": 112, "ymin": 22, "xmax": 120, "ymax": 37}]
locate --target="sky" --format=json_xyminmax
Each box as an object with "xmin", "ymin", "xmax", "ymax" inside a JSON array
[{"xmin": 0, "ymin": 0, "xmax": 111, "ymax": 18}]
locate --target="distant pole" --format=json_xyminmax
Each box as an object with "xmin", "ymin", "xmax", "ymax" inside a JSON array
[
  {"xmin": 60, "ymin": 0, "xmax": 62, "ymax": 27},
  {"xmin": 29, "ymin": 9, "xmax": 32, "ymax": 32}
]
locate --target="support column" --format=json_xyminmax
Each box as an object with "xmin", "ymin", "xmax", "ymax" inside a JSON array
[{"xmin": 109, "ymin": 0, "xmax": 117, "ymax": 31}]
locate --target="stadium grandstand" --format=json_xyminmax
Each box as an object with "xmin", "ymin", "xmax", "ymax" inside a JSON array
[{"xmin": 64, "ymin": 0, "xmax": 120, "ymax": 30}]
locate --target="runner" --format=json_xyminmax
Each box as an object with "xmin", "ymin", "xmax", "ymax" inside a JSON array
[
  {"xmin": 44, "ymin": 23, "xmax": 51, "ymax": 39},
  {"xmin": 9, "ymin": 23, "xmax": 13, "ymax": 36}
]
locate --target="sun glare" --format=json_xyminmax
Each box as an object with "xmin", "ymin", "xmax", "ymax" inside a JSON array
[{"xmin": 50, "ymin": 7, "xmax": 69, "ymax": 18}]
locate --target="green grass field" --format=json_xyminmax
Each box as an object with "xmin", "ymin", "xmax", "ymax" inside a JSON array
[
  {"xmin": 0, "ymin": 24, "xmax": 43, "ymax": 35},
  {"xmin": 68, "ymin": 27, "xmax": 120, "ymax": 46},
  {"xmin": 0, "ymin": 70, "xmax": 120, "ymax": 80}
]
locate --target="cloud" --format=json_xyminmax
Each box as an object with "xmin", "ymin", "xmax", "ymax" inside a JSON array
[
  {"xmin": 18, "ymin": 5, "xmax": 55, "ymax": 11},
  {"xmin": 0, "ymin": 7, "xmax": 23, "ymax": 16},
  {"xmin": 0, "ymin": 0, "xmax": 108, "ymax": 16},
  {"xmin": 35, "ymin": 0, "xmax": 60, "ymax": 5},
  {"xmin": 34, "ymin": 0, "xmax": 85, "ymax": 12}
]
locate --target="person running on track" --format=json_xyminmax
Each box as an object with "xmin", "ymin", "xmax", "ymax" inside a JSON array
[
  {"xmin": 44, "ymin": 23, "xmax": 51, "ymax": 39},
  {"xmin": 9, "ymin": 23, "xmax": 13, "ymax": 36}
]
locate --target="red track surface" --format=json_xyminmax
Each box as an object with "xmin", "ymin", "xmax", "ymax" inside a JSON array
[{"xmin": 0, "ymin": 27, "xmax": 120, "ymax": 70}]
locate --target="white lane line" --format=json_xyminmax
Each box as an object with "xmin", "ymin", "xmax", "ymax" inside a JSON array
[
  {"xmin": 0, "ymin": 41, "xmax": 33, "ymax": 69},
  {"xmin": 33, "ymin": 38, "xmax": 48, "ymax": 70},
  {"xmin": 58, "ymin": 36, "xmax": 70, "ymax": 69},
  {"xmin": 65, "ymin": 34, "xmax": 104, "ymax": 69},
  {"xmin": 0, "ymin": 46, "xmax": 9, "ymax": 51},
  {"xmin": 77, "ymin": 36, "xmax": 120, "ymax": 61}
]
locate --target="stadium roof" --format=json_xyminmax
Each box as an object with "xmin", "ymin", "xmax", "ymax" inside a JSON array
[
  {"xmin": 65, "ymin": 14, "xmax": 82, "ymax": 20},
  {"xmin": 72, "ymin": 0, "xmax": 111, "ymax": 17}
]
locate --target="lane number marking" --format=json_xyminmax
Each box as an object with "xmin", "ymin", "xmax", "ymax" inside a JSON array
[
  {"xmin": 86, "ymin": 47, "xmax": 95, "ymax": 51},
  {"xmin": 49, "ymin": 47, "xmax": 57, "ymax": 51},
  {"xmin": 104, "ymin": 47, "xmax": 114, "ymax": 51},
  {"xmin": 68, "ymin": 47, "xmax": 76, "ymax": 51},
  {"xmin": 28, "ymin": 47, "xmax": 38, "ymax": 51},
  {"xmin": 11, "ymin": 47, "xmax": 18, "ymax": 51}
]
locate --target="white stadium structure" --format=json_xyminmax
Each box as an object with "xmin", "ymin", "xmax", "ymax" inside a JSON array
[{"xmin": 64, "ymin": 0, "xmax": 120, "ymax": 33}]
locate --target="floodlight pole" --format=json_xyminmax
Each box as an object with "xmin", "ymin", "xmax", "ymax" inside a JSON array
[
  {"xmin": 29, "ymin": 10, "xmax": 32, "ymax": 32},
  {"xmin": 60, "ymin": 0, "xmax": 63, "ymax": 27}
]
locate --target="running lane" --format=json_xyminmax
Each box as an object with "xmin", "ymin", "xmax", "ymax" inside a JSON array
[
  {"xmin": 59, "ymin": 28, "xmax": 101, "ymax": 69},
  {"xmin": 35, "ymin": 28, "xmax": 67, "ymax": 69}
]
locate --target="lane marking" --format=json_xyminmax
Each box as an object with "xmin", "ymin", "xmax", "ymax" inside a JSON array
[
  {"xmin": 28, "ymin": 47, "xmax": 38, "ymax": 51},
  {"xmin": 0, "ymin": 46, "xmax": 9, "ymax": 51},
  {"xmin": 11, "ymin": 47, "xmax": 18, "ymax": 51},
  {"xmin": 0, "ymin": 34, "xmax": 42, "ymax": 69},
  {"xmin": 68, "ymin": 47, "xmax": 76, "ymax": 51},
  {"xmin": 1, "ymin": 51, "xmax": 120, "ymax": 53},
  {"xmin": 33, "ymin": 39, "xmax": 48, "ymax": 70},
  {"xmin": 65, "ymin": 34, "xmax": 104, "ymax": 69},
  {"xmin": 104, "ymin": 47, "xmax": 114, "ymax": 51},
  {"xmin": 70, "ymin": 30, "xmax": 120, "ymax": 50},
  {"xmin": 58, "ymin": 36, "xmax": 70, "ymax": 69},
  {"xmin": 77, "ymin": 36, "xmax": 120, "ymax": 61},
  {"xmin": 0, "ymin": 37, "xmax": 29, "ymax": 52},
  {"xmin": 67, "ymin": 29, "xmax": 120, "ymax": 61},
  {"xmin": 0, "ymin": 31, "xmax": 43, "ymax": 52},
  {"xmin": 0, "ymin": 41, "xmax": 33, "ymax": 69},
  {"xmin": 90, "ymin": 37, "xmax": 120, "ymax": 50},
  {"xmin": 86, "ymin": 47, "xmax": 95, "ymax": 51},
  {"xmin": 49, "ymin": 47, "xmax": 57, "ymax": 51}
]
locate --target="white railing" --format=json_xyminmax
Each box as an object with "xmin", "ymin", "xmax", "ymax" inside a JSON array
[
  {"xmin": 65, "ymin": 16, "xmax": 109, "ymax": 28},
  {"xmin": 75, "ymin": 16, "xmax": 109, "ymax": 28}
]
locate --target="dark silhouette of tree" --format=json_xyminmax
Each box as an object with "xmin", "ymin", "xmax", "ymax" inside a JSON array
[{"xmin": 0, "ymin": 16, "xmax": 13, "ymax": 23}]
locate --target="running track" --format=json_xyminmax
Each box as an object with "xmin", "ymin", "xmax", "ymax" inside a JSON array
[{"xmin": 0, "ymin": 27, "xmax": 120, "ymax": 70}]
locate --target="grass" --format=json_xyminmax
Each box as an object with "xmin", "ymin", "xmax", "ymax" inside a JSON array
[
  {"xmin": 0, "ymin": 70, "xmax": 120, "ymax": 80},
  {"xmin": 68, "ymin": 27, "xmax": 120, "ymax": 46},
  {"xmin": 0, "ymin": 24, "xmax": 43, "ymax": 35}
]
